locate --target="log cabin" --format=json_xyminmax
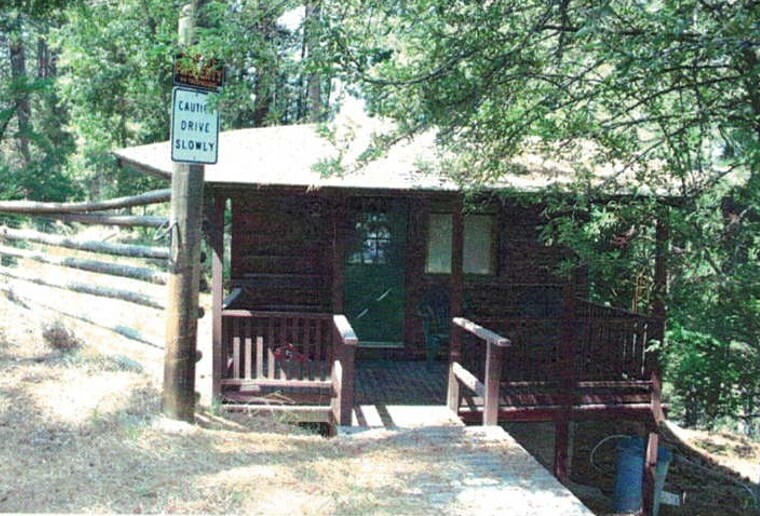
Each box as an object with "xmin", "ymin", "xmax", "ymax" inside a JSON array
[{"xmin": 116, "ymin": 119, "xmax": 669, "ymax": 494}]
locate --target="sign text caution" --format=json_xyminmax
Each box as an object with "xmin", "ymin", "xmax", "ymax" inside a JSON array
[{"xmin": 171, "ymin": 87, "xmax": 219, "ymax": 164}]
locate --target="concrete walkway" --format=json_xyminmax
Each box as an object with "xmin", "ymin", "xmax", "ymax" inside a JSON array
[
  {"xmin": 349, "ymin": 360, "xmax": 593, "ymax": 514},
  {"xmin": 338, "ymin": 425, "xmax": 593, "ymax": 515}
]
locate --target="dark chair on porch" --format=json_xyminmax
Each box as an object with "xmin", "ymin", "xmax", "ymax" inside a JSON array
[{"xmin": 418, "ymin": 287, "xmax": 450, "ymax": 366}]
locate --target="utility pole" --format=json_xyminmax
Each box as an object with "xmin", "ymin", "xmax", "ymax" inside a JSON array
[{"xmin": 162, "ymin": 3, "xmax": 205, "ymax": 422}]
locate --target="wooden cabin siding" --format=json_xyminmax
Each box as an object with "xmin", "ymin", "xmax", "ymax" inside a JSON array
[
  {"xmin": 405, "ymin": 197, "xmax": 581, "ymax": 359},
  {"xmin": 229, "ymin": 193, "xmax": 333, "ymax": 312},
  {"xmin": 226, "ymin": 190, "xmax": 586, "ymax": 358}
]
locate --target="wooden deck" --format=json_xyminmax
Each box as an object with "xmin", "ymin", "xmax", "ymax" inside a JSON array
[{"xmin": 354, "ymin": 359, "xmax": 457, "ymax": 427}]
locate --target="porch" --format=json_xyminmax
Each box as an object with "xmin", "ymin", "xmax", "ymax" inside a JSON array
[{"xmin": 214, "ymin": 294, "xmax": 665, "ymax": 432}]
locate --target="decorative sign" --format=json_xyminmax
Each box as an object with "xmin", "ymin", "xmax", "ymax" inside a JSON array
[
  {"xmin": 173, "ymin": 53, "xmax": 224, "ymax": 91},
  {"xmin": 171, "ymin": 87, "xmax": 219, "ymax": 164}
]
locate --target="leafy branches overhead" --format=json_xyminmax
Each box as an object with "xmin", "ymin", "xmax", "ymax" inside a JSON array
[
  {"xmin": 333, "ymin": 0, "xmax": 759, "ymax": 192},
  {"xmin": 327, "ymin": 1, "xmax": 760, "ymax": 432}
]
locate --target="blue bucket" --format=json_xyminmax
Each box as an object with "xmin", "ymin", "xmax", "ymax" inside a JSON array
[{"xmin": 613, "ymin": 436, "xmax": 672, "ymax": 515}]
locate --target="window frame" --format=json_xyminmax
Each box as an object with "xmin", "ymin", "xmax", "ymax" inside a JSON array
[{"xmin": 424, "ymin": 211, "xmax": 497, "ymax": 276}]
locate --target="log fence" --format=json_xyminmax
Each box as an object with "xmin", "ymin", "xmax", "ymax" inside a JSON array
[{"xmin": 0, "ymin": 189, "xmax": 171, "ymax": 315}]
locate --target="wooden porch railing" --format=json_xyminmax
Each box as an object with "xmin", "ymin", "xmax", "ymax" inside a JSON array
[
  {"xmin": 448, "ymin": 299, "xmax": 664, "ymax": 424},
  {"xmin": 447, "ymin": 317, "xmax": 511, "ymax": 425},
  {"xmin": 219, "ymin": 310, "xmax": 357, "ymax": 425}
]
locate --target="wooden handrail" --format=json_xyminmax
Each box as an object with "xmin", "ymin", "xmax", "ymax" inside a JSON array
[
  {"xmin": 451, "ymin": 362, "xmax": 485, "ymax": 397},
  {"xmin": 332, "ymin": 314, "xmax": 359, "ymax": 346},
  {"xmin": 449, "ymin": 317, "xmax": 509, "ymax": 426},
  {"xmin": 222, "ymin": 309, "xmax": 332, "ymax": 319},
  {"xmin": 453, "ymin": 317, "xmax": 511, "ymax": 347}
]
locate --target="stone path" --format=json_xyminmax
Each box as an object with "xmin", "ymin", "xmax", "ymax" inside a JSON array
[{"xmin": 338, "ymin": 425, "xmax": 593, "ymax": 515}]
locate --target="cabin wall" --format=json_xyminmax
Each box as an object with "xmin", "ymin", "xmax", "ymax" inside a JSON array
[
  {"xmin": 226, "ymin": 189, "xmax": 586, "ymax": 359},
  {"xmin": 228, "ymin": 192, "xmax": 333, "ymax": 312},
  {"xmin": 406, "ymin": 196, "xmax": 585, "ymax": 359}
]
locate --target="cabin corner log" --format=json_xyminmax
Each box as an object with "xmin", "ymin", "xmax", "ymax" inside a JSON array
[
  {"xmin": 0, "ymin": 266, "xmax": 165, "ymax": 309},
  {"xmin": 0, "ymin": 189, "xmax": 171, "ymax": 215},
  {"xmin": 0, "ymin": 245, "xmax": 167, "ymax": 285},
  {"xmin": 0, "ymin": 226, "xmax": 169, "ymax": 260}
]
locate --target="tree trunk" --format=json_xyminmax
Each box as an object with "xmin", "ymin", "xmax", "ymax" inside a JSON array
[
  {"xmin": 8, "ymin": 16, "xmax": 32, "ymax": 167},
  {"xmin": 305, "ymin": 1, "xmax": 324, "ymax": 123}
]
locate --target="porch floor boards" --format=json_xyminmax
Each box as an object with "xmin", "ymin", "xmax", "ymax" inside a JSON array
[{"xmin": 353, "ymin": 359, "xmax": 457, "ymax": 428}]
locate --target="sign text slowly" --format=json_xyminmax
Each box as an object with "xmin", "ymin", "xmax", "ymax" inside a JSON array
[{"xmin": 171, "ymin": 87, "xmax": 219, "ymax": 164}]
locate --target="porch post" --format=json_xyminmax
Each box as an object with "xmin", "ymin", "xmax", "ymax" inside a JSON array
[
  {"xmin": 332, "ymin": 195, "xmax": 347, "ymax": 313},
  {"xmin": 209, "ymin": 191, "xmax": 226, "ymax": 401},
  {"xmin": 643, "ymin": 207, "xmax": 668, "ymax": 515},
  {"xmin": 555, "ymin": 278, "xmax": 576, "ymax": 482},
  {"xmin": 450, "ymin": 195, "xmax": 465, "ymax": 361},
  {"xmin": 447, "ymin": 195, "xmax": 465, "ymax": 415}
]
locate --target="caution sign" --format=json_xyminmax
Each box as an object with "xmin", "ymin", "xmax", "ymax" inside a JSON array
[{"xmin": 171, "ymin": 87, "xmax": 219, "ymax": 164}]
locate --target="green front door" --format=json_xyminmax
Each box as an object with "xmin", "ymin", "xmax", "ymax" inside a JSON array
[{"xmin": 344, "ymin": 199, "xmax": 407, "ymax": 346}]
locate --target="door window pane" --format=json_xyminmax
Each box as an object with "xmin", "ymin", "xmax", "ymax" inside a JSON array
[{"xmin": 348, "ymin": 212, "xmax": 391, "ymax": 265}]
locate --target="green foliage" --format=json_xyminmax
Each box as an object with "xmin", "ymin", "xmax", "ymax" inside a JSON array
[
  {"xmin": 666, "ymin": 325, "xmax": 759, "ymax": 432},
  {"xmin": 54, "ymin": 0, "xmax": 179, "ymax": 198}
]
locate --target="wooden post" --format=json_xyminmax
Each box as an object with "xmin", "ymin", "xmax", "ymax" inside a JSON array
[
  {"xmin": 555, "ymin": 278, "xmax": 577, "ymax": 482},
  {"xmin": 331, "ymin": 195, "xmax": 347, "ymax": 313},
  {"xmin": 162, "ymin": 4, "xmax": 205, "ymax": 422},
  {"xmin": 447, "ymin": 196, "xmax": 465, "ymax": 414},
  {"xmin": 643, "ymin": 430, "xmax": 660, "ymax": 516},
  {"xmin": 450, "ymin": 195, "xmax": 464, "ymax": 362},
  {"xmin": 483, "ymin": 340, "xmax": 504, "ymax": 425},
  {"xmin": 643, "ymin": 208, "xmax": 668, "ymax": 513},
  {"xmin": 209, "ymin": 192, "xmax": 225, "ymax": 400},
  {"xmin": 333, "ymin": 315, "xmax": 358, "ymax": 425},
  {"xmin": 554, "ymin": 421, "xmax": 570, "ymax": 483}
]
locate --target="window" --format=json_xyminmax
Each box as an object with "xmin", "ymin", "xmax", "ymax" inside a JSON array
[
  {"xmin": 426, "ymin": 213, "xmax": 495, "ymax": 275},
  {"xmin": 426, "ymin": 214, "xmax": 452, "ymax": 273},
  {"xmin": 348, "ymin": 212, "xmax": 392, "ymax": 265}
]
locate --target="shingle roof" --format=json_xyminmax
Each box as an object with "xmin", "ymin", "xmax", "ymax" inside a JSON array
[{"xmin": 114, "ymin": 119, "xmax": 681, "ymax": 195}]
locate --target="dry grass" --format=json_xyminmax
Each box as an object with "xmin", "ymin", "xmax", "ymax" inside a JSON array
[{"xmin": 0, "ymin": 293, "xmax": 448, "ymax": 515}]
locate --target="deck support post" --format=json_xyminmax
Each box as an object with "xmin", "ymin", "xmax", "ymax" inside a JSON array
[
  {"xmin": 554, "ymin": 421, "xmax": 570, "ymax": 483},
  {"xmin": 209, "ymin": 191, "xmax": 226, "ymax": 401},
  {"xmin": 483, "ymin": 340, "xmax": 504, "ymax": 425},
  {"xmin": 643, "ymin": 430, "xmax": 660, "ymax": 516},
  {"xmin": 554, "ymin": 278, "xmax": 576, "ymax": 482},
  {"xmin": 643, "ymin": 209, "xmax": 668, "ymax": 514}
]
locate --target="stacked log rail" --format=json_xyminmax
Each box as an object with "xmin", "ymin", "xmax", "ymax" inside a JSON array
[{"xmin": 0, "ymin": 189, "xmax": 170, "ymax": 311}]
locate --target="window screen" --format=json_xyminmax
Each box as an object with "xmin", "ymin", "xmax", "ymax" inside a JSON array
[{"xmin": 425, "ymin": 213, "xmax": 452, "ymax": 273}]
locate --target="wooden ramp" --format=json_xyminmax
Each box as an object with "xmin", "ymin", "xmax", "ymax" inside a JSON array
[{"xmin": 338, "ymin": 425, "xmax": 592, "ymax": 515}]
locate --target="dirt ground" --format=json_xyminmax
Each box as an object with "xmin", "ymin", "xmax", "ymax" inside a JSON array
[
  {"xmin": 0, "ymin": 292, "xmax": 431, "ymax": 514},
  {"xmin": 0, "ymin": 280, "xmax": 758, "ymax": 514},
  {"xmin": 505, "ymin": 418, "xmax": 760, "ymax": 515}
]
